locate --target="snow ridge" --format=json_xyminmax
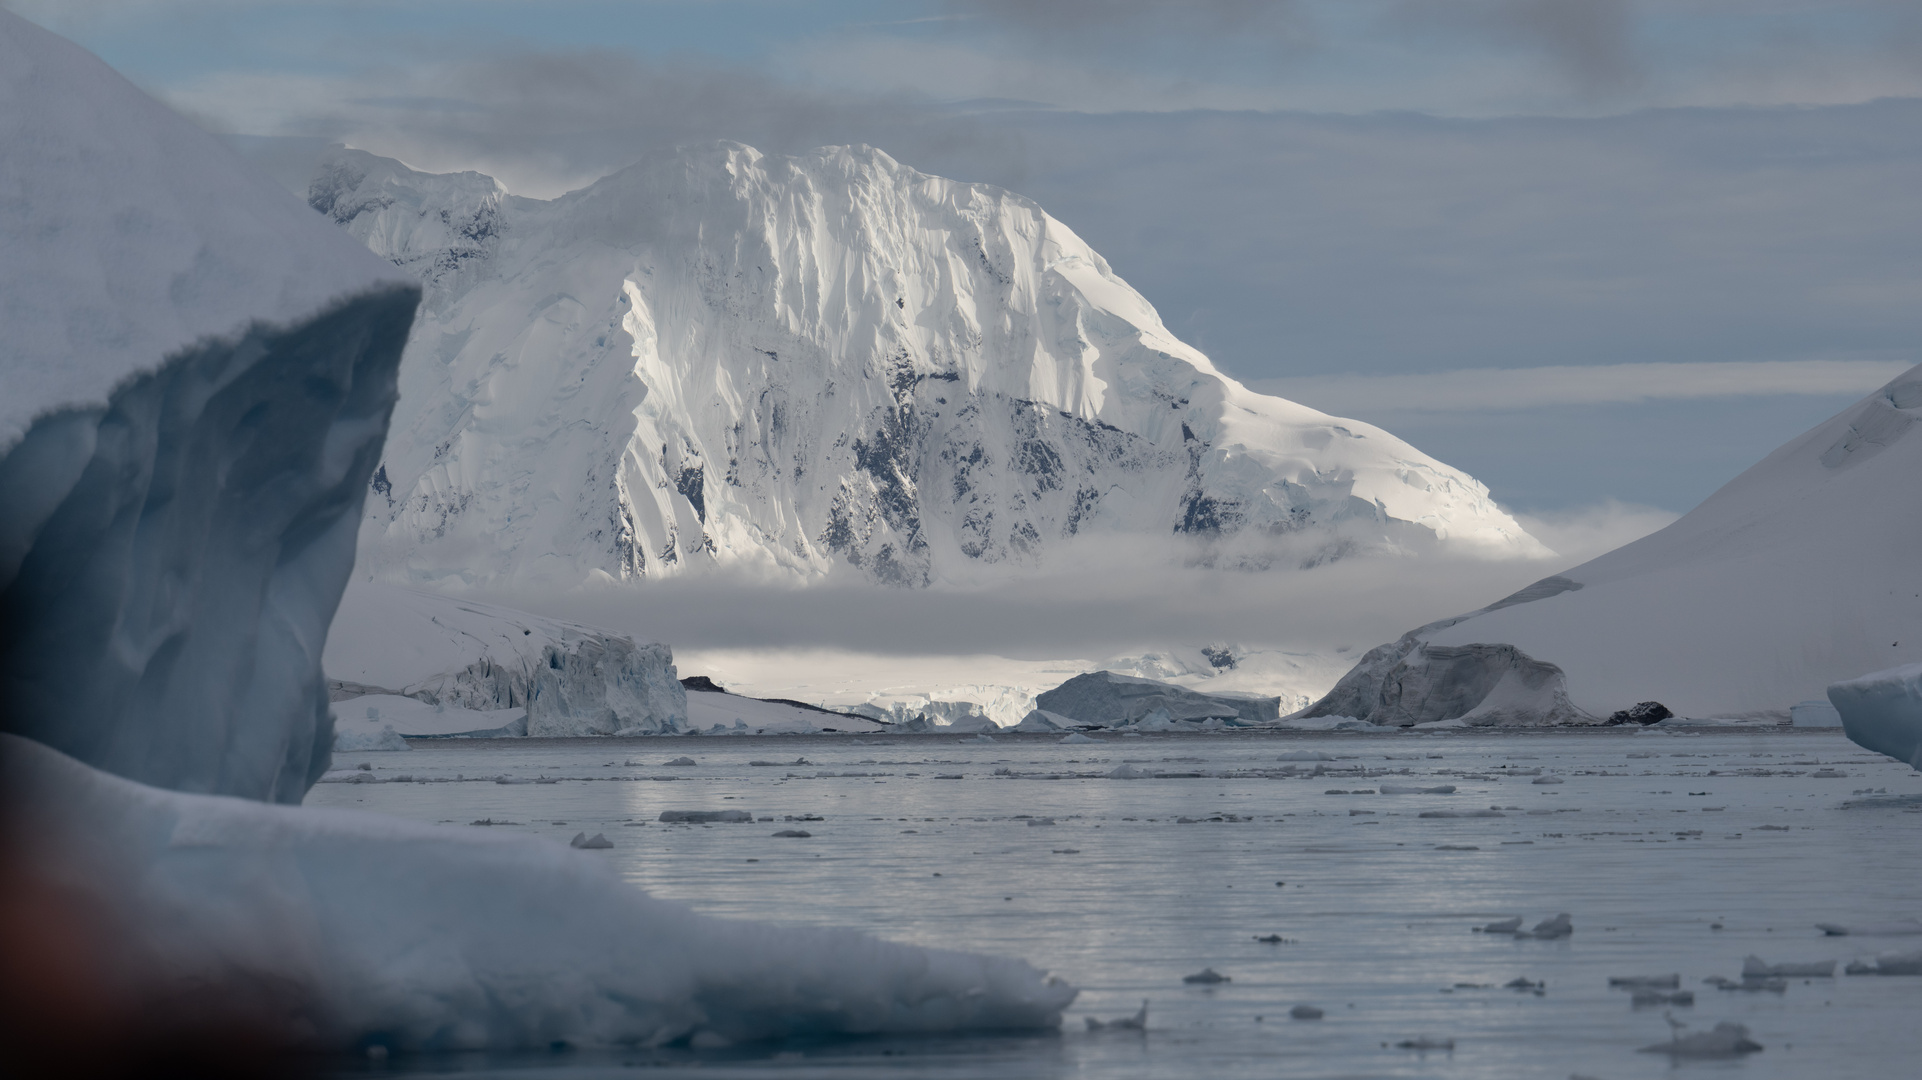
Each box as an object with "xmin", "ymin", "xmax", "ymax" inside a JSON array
[{"xmin": 319, "ymin": 143, "xmax": 1542, "ymax": 588}]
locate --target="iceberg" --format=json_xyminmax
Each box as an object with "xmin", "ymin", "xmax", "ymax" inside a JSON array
[
  {"xmin": 1, "ymin": 735, "xmax": 1076, "ymax": 1051},
  {"xmin": 327, "ymin": 583, "xmax": 687, "ymax": 737},
  {"xmin": 1828, "ymin": 662, "xmax": 1922, "ymax": 770},
  {"xmin": 0, "ymin": 10, "xmax": 417, "ymax": 801},
  {"xmin": 1035, "ymin": 671, "xmax": 1280, "ymax": 728}
]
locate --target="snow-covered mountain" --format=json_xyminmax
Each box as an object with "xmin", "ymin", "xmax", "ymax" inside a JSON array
[
  {"xmin": 312, "ymin": 144, "xmax": 1543, "ymax": 588},
  {"xmin": 1308, "ymin": 364, "xmax": 1922, "ymax": 725}
]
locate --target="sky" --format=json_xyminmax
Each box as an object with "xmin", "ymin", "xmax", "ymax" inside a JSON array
[{"xmin": 14, "ymin": 0, "xmax": 1918, "ymax": 523}]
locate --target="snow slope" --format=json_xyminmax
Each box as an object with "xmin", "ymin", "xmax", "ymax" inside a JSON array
[
  {"xmin": 1, "ymin": 734, "xmax": 1076, "ymax": 1051},
  {"xmin": 0, "ymin": 11, "xmax": 418, "ymax": 801},
  {"xmin": 325, "ymin": 582, "xmax": 687, "ymax": 735},
  {"xmin": 315, "ymin": 144, "xmax": 1542, "ymax": 589},
  {"xmin": 1309, "ymin": 365, "xmax": 1922, "ymax": 724}
]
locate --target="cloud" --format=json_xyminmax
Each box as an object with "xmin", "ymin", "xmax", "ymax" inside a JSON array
[
  {"xmin": 1389, "ymin": 0, "xmax": 1641, "ymax": 95},
  {"xmin": 1249, "ymin": 359, "xmax": 1918, "ymax": 414},
  {"xmin": 1509, "ymin": 499, "xmax": 1677, "ymax": 564}
]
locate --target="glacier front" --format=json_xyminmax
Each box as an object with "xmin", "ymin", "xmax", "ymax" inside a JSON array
[{"xmin": 315, "ymin": 144, "xmax": 1544, "ymax": 589}]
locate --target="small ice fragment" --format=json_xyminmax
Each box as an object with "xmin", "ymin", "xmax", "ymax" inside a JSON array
[
  {"xmin": 772, "ymin": 829, "xmax": 812, "ymax": 837},
  {"xmin": 664, "ymin": 757, "xmax": 697, "ymax": 766},
  {"xmin": 1107, "ymin": 763, "xmax": 1149, "ymax": 779},
  {"xmin": 1396, "ymin": 1037, "xmax": 1454, "ymax": 1051},
  {"xmin": 1504, "ymin": 977, "xmax": 1542, "ymax": 991},
  {"xmin": 1085, "ymin": 1000, "xmax": 1148, "ymax": 1031},
  {"xmin": 1609, "ymin": 974, "xmax": 1680, "ymax": 989},
  {"xmin": 1289, "ymin": 1004, "xmax": 1323, "ymax": 1020},
  {"xmin": 1531, "ymin": 775, "xmax": 1565, "ymax": 785},
  {"xmin": 1061, "ymin": 733, "xmax": 1098, "ymax": 744},
  {"xmin": 1278, "ymin": 751, "xmax": 1337, "ymax": 762},
  {"xmin": 1638, "ymin": 1018, "xmax": 1762, "ymax": 1057},
  {"xmin": 1817, "ymin": 919, "xmax": 1922, "ymax": 936},
  {"xmin": 1844, "ymin": 949, "xmax": 1922, "ymax": 975},
  {"xmin": 1254, "ymin": 934, "xmax": 1291, "ymax": 944},
  {"xmin": 1478, "ymin": 917, "xmax": 1524, "ymax": 934},
  {"xmin": 658, "ymin": 810, "xmax": 754, "ymax": 823},
  {"xmin": 1434, "ymin": 845, "xmax": 1479, "ymax": 851},
  {"xmin": 1524, "ymin": 913, "xmax": 1573, "ymax": 939},
  {"xmin": 967, "ymin": 734, "xmax": 996, "ymax": 744},
  {"xmin": 569, "ymin": 832, "xmax": 612, "ymax": 849},
  {"xmin": 1182, "ymin": 968, "xmax": 1230, "ymax": 984},
  {"xmin": 1379, "ymin": 783, "xmax": 1457, "ymax": 794},
  {"xmin": 1026, "ymin": 817, "xmax": 1057, "ymax": 827},
  {"xmin": 1741, "ymin": 955, "xmax": 1835, "ymax": 978},
  {"xmin": 1631, "ymin": 990, "xmax": 1694, "ymax": 1007}
]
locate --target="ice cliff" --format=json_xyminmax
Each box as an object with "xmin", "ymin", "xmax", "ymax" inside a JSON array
[
  {"xmin": 1308, "ymin": 365, "xmax": 1922, "ymax": 725},
  {"xmin": 313, "ymin": 144, "xmax": 1543, "ymax": 589},
  {"xmin": 0, "ymin": 11, "xmax": 418, "ymax": 801},
  {"xmin": 325, "ymin": 582, "xmax": 687, "ymax": 736}
]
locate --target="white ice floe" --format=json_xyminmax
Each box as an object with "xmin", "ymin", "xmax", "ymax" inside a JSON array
[
  {"xmin": 1378, "ymin": 783, "xmax": 1457, "ymax": 795},
  {"xmin": 1638, "ymin": 1018, "xmax": 1762, "ymax": 1057},
  {"xmin": 0, "ymin": 734, "xmax": 1076, "ymax": 1051},
  {"xmin": 332, "ymin": 725, "xmax": 411, "ymax": 753},
  {"xmin": 332, "ymin": 695, "xmax": 526, "ymax": 747},
  {"xmin": 1061, "ymin": 733, "xmax": 1100, "ymax": 744},
  {"xmin": 1084, "ymin": 1000, "xmax": 1148, "ymax": 1032}
]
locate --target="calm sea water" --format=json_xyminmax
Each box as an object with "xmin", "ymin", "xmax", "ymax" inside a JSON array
[{"xmin": 308, "ymin": 728, "xmax": 1922, "ymax": 1079}]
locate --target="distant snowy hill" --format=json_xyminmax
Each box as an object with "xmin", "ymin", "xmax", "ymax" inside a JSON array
[
  {"xmin": 1309, "ymin": 365, "xmax": 1922, "ymax": 725},
  {"xmin": 310, "ymin": 144, "xmax": 1542, "ymax": 588}
]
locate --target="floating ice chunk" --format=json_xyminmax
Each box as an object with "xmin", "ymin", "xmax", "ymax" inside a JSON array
[
  {"xmin": 1531, "ymin": 775, "xmax": 1565, "ymax": 785},
  {"xmin": 1060, "ymin": 733, "xmax": 1099, "ymax": 744},
  {"xmin": 570, "ymin": 832, "xmax": 613, "ymax": 849},
  {"xmin": 1182, "ymin": 968, "xmax": 1230, "ymax": 984},
  {"xmin": 1420, "ymin": 809, "xmax": 1504, "ymax": 819},
  {"xmin": 663, "ymin": 756, "xmax": 698, "ymax": 766},
  {"xmin": 1829, "ymin": 662, "xmax": 1922, "ymax": 769},
  {"xmin": 1704, "ymin": 975, "xmax": 1786, "ymax": 993},
  {"xmin": 1523, "ymin": 913, "xmax": 1573, "ymax": 939},
  {"xmin": 1396, "ymin": 1037, "xmax": 1454, "ymax": 1050},
  {"xmin": 1477, "ymin": 917, "xmax": 1523, "ymax": 934},
  {"xmin": 966, "ymin": 734, "xmax": 997, "ymax": 743},
  {"xmin": 1026, "ymin": 817, "xmax": 1058, "ymax": 827},
  {"xmin": 1844, "ymin": 950, "xmax": 1922, "ymax": 975},
  {"xmin": 1639, "ymin": 1019, "xmax": 1762, "ymax": 1057},
  {"xmin": 1107, "ymin": 763, "xmax": 1151, "ymax": 779},
  {"xmin": 1504, "ymin": 977, "xmax": 1543, "ymax": 992},
  {"xmin": 658, "ymin": 810, "xmax": 754, "ymax": 823},
  {"xmin": 1379, "ymin": 783, "xmax": 1456, "ymax": 794},
  {"xmin": 1411, "ymin": 718, "xmax": 1469, "ymax": 730},
  {"xmin": 1741, "ymin": 955, "xmax": 1835, "ymax": 978},
  {"xmin": 1277, "ymin": 750, "xmax": 1338, "ymax": 762},
  {"xmin": 1609, "ymin": 974, "xmax": 1680, "ymax": 989},
  {"xmin": 1085, "ymin": 1000, "xmax": 1148, "ymax": 1032},
  {"xmin": 771, "ymin": 829, "xmax": 813, "ymax": 838},
  {"xmin": 1816, "ymin": 919, "xmax": 1922, "ymax": 936},
  {"xmin": 1254, "ymin": 934, "xmax": 1292, "ymax": 944},
  {"xmin": 1289, "ymin": 1004, "xmax": 1323, "ymax": 1020},
  {"xmin": 1632, "ymin": 990, "xmax": 1694, "ymax": 1007}
]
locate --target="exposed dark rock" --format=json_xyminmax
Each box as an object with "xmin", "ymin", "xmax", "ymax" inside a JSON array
[{"xmin": 1607, "ymin": 701, "xmax": 1673, "ymax": 725}]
